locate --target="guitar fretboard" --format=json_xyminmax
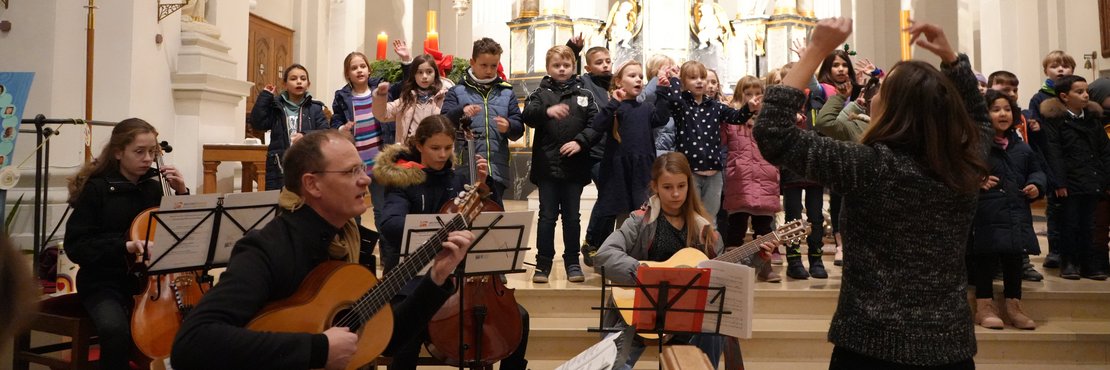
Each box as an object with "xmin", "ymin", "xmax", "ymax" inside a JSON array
[
  {"xmin": 715, "ymin": 231, "xmax": 781, "ymax": 264},
  {"xmin": 339, "ymin": 213, "xmax": 469, "ymax": 327}
]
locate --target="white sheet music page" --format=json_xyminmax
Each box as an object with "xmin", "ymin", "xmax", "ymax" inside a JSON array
[
  {"xmin": 216, "ymin": 190, "xmax": 280, "ymax": 263},
  {"xmin": 555, "ymin": 331, "xmax": 621, "ymax": 370},
  {"xmin": 696, "ymin": 259, "xmax": 755, "ymax": 339},
  {"xmin": 147, "ymin": 194, "xmax": 222, "ymax": 272}
]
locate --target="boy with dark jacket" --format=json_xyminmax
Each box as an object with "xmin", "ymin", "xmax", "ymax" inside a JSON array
[{"xmin": 521, "ymin": 45, "xmax": 599, "ymax": 283}]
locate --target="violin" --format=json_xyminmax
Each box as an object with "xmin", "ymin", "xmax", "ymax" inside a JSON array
[
  {"xmin": 424, "ymin": 121, "xmax": 523, "ymax": 367},
  {"xmin": 127, "ymin": 140, "xmax": 211, "ymax": 359}
]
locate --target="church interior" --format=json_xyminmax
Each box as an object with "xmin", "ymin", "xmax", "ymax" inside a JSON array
[{"xmin": 2, "ymin": 0, "xmax": 1110, "ymax": 369}]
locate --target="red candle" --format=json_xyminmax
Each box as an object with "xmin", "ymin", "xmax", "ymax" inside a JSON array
[
  {"xmin": 376, "ymin": 32, "xmax": 388, "ymax": 60},
  {"xmin": 427, "ymin": 31, "xmax": 439, "ymax": 51}
]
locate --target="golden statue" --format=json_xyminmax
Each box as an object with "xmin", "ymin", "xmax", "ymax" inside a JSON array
[
  {"xmin": 600, "ymin": 0, "xmax": 642, "ymax": 49},
  {"xmin": 690, "ymin": 0, "xmax": 734, "ymax": 50}
]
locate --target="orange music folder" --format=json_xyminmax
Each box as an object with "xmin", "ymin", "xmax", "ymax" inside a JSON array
[{"xmin": 632, "ymin": 266, "xmax": 711, "ymax": 333}]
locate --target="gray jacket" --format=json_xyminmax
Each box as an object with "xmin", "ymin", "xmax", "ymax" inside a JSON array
[{"xmin": 594, "ymin": 196, "xmax": 722, "ymax": 285}]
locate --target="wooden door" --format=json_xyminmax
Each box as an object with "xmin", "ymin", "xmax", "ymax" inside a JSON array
[{"xmin": 246, "ymin": 14, "xmax": 294, "ymax": 142}]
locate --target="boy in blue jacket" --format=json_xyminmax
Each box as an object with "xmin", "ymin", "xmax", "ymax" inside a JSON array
[{"xmin": 442, "ymin": 37, "xmax": 525, "ymax": 205}]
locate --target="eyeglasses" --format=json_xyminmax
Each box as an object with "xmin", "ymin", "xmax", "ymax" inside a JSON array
[{"xmin": 312, "ymin": 163, "xmax": 368, "ymax": 178}]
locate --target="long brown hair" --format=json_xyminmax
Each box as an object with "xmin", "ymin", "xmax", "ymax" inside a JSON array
[
  {"xmin": 67, "ymin": 118, "xmax": 158, "ymax": 205},
  {"xmin": 860, "ymin": 61, "xmax": 987, "ymax": 194},
  {"xmin": 405, "ymin": 115, "xmax": 456, "ymax": 150},
  {"xmin": 650, "ymin": 152, "xmax": 716, "ymax": 251},
  {"xmin": 397, "ymin": 55, "xmax": 444, "ymax": 117}
]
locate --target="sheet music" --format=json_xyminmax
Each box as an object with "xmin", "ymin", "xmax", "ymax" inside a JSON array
[
  {"xmin": 399, "ymin": 211, "xmax": 534, "ymax": 274},
  {"xmin": 147, "ymin": 194, "xmax": 222, "ymax": 272},
  {"xmin": 555, "ymin": 331, "xmax": 622, "ymax": 370},
  {"xmin": 697, "ymin": 259, "xmax": 755, "ymax": 339},
  {"xmin": 215, "ymin": 190, "xmax": 280, "ymax": 262}
]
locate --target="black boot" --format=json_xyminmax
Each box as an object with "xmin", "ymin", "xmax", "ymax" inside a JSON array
[
  {"xmin": 1081, "ymin": 260, "xmax": 1108, "ymax": 281},
  {"xmin": 1021, "ymin": 254, "xmax": 1044, "ymax": 282},
  {"xmin": 1044, "ymin": 253, "xmax": 1062, "ymax": 269},
  {"xmin": 808, "ymin": 255, "xmax": 828, "ymax": 279},
  {"xmin": 785, "ymin": 244, "xmax": 809, "ymax": 279},
  {"xmin": 1060, "ymin": 257, "xmax": 1081, "ymax": 280}
]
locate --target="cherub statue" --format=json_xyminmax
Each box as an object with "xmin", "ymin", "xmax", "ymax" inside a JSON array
[
  {"xmin": 181, "ymin": 0, "xmax": 208, "ymax": 23},
  {"xmin": 690, "ymin": 0, "xmax": 734, "ymax": 50},
  {"xmin": 600, "ymin": 0, "xmax": 641, "ymax": 49}
]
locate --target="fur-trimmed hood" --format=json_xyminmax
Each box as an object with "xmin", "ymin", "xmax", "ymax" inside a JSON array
[
  {"xmin": 371, "ymin": 143, "xmax": 428, "ymax": 188},
  {"xmin": 1039, "ymin": 98, "xmax": 1104, "ymax": 120}
]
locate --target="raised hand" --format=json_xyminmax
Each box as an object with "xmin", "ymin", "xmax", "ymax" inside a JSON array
[
  {"xmin": 854, "ymin": 57, "xmax": 876, "ymax": 76},
  {"xmin": 905, "ymin": 20, "xmax": 958, "ymax": 64},
  {"xmin": 547, "ymin": 103, "xmax": 570, "ymax": 120},
  {"xmin": 810, "ymin": 18, "xmax": 853, "ymax": 56},
  {"xmin": 569, "ymin": 33, "xmax": 584, "ymax": 50},
  {"xmin": 374, "ymin": 82, "xmax": 390, "ymax": 96},
  {"xmin": 747, "ymin": 95, "xmax": 763, "ymax": 113},
  {"xmin": 789, "ymin": 38, "xmax": 807, "ymax": 59},
  {"xmin": 836, "ymin": 81, "xmax": 854, "ymax": 97},
  {"xmin": 263, "ymin": 84, "xmax": 276, "ymax": 94},
  {"xmin": 612, "ymin": 89, "xmax": 628, "ymax": 101},
  {"xmin": 393, "ymin": 40, "xmax": 412, "ymax": 63}
]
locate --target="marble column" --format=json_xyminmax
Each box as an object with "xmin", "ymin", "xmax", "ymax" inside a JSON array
[{"xmin": 643, "ymin": 0, "xmax": 691, "ymax": 65}]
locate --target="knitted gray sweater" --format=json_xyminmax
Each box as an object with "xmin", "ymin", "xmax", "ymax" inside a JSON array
[{"xmin": 753, "ymin": 54, "xmax": 987, "ymax": 366}]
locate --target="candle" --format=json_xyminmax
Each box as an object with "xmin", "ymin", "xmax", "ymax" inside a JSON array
[
  {"xmin": 427, "ymin": 31, "xmax": 439, "ymax": 51},
  {"xmin": 376, "ymin": 32, "xmax": 388, "ymax": 60},
  {"xmin": 427, "ymin": 11, "xmax": 437, "ymax": 33}
]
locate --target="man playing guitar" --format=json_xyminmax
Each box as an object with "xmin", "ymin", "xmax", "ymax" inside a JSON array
[{"xmin": 172, "ymin": 130, "xmax": 475, "ymax": 370}]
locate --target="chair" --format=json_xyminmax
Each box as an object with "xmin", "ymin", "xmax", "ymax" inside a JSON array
[{"xmin": 13, "ymin": 293, "xmax": 99, "ymax": 370}]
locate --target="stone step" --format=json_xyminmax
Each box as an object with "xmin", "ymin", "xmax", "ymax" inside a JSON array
[{"xmin": 524, "ymin": 317, "xmax": 1110, "ymax": 365}]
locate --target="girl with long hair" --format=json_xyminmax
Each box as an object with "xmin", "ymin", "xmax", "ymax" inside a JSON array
[
  {"xmin": 65, "ymin": 118, "xmax": 189, "ymax": 370},
  {"xmin": 754, "ymin": 18, "xmax": 988, "ymax": 369}
]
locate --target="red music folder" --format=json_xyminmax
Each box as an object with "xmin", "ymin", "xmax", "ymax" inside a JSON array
[{"xmin": 632, "ymin": 266, "xmax": 712, "ymax": 333}]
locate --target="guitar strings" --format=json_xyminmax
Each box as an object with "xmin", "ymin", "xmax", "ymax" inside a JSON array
[{"xmin": 333, "ymin": 214, "xmax": 468, "ymax": 329}]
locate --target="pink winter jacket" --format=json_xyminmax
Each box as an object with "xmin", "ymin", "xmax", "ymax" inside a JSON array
[{"xmin": 721, "ymin": 121, "xmax": 782, "ymax": 215}]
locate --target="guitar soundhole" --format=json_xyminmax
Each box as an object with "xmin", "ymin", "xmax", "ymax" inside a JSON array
[{"xmin": 332, "ymin": 307, "xmax": 363, "ymax": 332}]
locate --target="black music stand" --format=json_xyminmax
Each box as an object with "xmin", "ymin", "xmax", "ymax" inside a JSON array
[
  {"xmin": 398, "ymin": 211, "xmax": 532, "ymax": 370},
  {"xmin": 590, "ymin": 267, "xmax": 732, "ymax": 370},
  {"xmin": 137, "ymin": 191, "xmax": 279, "ymax": 279}
]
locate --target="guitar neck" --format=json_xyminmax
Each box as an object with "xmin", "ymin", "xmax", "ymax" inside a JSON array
[
  {"xmin": 715, "ymin": 231, "xmax": 779, "ymax": 264},
  {"xmin": 347, "ymin": 214, "xmax": 469, "ymax": 327}
]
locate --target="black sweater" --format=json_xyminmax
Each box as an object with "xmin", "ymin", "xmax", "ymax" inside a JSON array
[
  {"xmin": 172, "ymin": 205, "xmax": 453, "ymax": 370},
  {"xmin": 753, "ymin": 54, "xmax": 986, "ymax": 365},
  {"xmin": 64, "ymin": 168, "xmax": 164, "ymax": 295}
]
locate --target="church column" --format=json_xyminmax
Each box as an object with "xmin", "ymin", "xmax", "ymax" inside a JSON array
[
  {"xmin": 172, "ymin": 0, "xmax": 252, "ymax": 192},
  {"xmin": 848, "ymin": 0, "xmax": 901, "ymax": 74},
  {"xmin": 643, "ymin": 0, "xmax": 691, "ymax": 65}
]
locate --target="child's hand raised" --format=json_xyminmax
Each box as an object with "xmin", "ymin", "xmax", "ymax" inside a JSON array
[
  {"xmin": 810, "ymin": 17, "xmax": 853, "ymax": 56},
  {"xmin": 493, "ymin": 116, "xmax": 510, "ymax": 134},
  {"xmin": 906, "ymin": 20, "xmax": 958, "ymax": 64},
  {"xmin": 559, "ymin": 141, "xmax": 582, "ymax": 156},
  {"xmin": 463, "ymin": 104, "xmax": 482, "ymax": 117},
  {"xmin": 836, "ymin": 81, "xmax": 853, "ymax": 97},
  {"xmin": 612, "ymin": 89, "xmax": 629, "ymax": 101},
  {"xmin": 569, "ymin": 33, "xmax": 584, "ymax": 50},
  {"xmin": 393, "ymin": 40, "xmax": 412, "ymax": 63},
  {"xmin": 547, "ymin": 103, "xmax": 570, "ymax": 120},
  {"xmin": 263, "ymin": 84, "xmax": 276, "ymax": 94},
  {"xmin": 747, "ymin": 95, "xmax": 763, "ymax": 112},
  {"xmin": 374, "ymin": 82, "xmax": 390, "ymax": 96}
]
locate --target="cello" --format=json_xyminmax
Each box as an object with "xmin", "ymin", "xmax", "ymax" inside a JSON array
[
  {"xmin": 128, "ymin": 140, "xmax": 210, "ymax": 359},
  {"xmin": 424, "ymin": 120, "xmax": 524, "ymax": 368}
]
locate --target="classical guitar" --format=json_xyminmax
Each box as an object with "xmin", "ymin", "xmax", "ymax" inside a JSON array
[
  {"xmin": 611, "ymin": 219, "xmax": 809, "ymax": 339},
  {"xmin": 246, "ymin": 184, "xmax": 486, "ymax": 370}
]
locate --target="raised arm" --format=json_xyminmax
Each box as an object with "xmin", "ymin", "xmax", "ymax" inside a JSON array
[{"xmin": 754, "ymin": 17, "xmax": 887, "ymax": 195}]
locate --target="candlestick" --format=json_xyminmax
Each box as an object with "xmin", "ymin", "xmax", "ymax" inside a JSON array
[{"xmin": 376, "ymin": 32, "xmax": 388, "ymax": 60}]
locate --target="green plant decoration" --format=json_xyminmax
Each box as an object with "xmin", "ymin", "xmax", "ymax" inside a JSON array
[{"xmin": 370, "ymin": 57, "xmax": 472, "ymax": 84}]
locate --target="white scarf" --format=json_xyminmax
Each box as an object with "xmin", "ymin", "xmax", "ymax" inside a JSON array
[{"xmin": 467, "ymin": 68, "xmax": 496, "ymax": 85}]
